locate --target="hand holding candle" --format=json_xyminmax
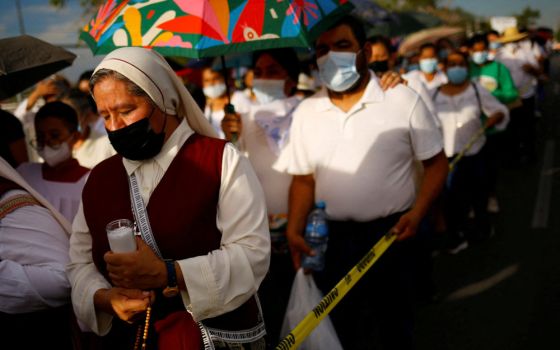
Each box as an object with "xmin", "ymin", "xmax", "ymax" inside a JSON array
[{"xmin": 106, "ymin": 219, "xmax": 137, "ymax": 253}]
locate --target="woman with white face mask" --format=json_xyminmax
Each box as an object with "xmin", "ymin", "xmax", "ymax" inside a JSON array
[
  {"xmin": 17, "ymin": 101, "xmax": 90, "ymax": 222},
  {"xmin": 221, "ymin": 48, "xmax": 300, "ymax": 347},
  {"xmin": 201, "ymin": 66, "xmax": 253, "ymax": 139},
  {"xmin": 403, "ymin": 43, "xmax": 449, "ymax": 96},
  {"xmin": 433, "ymin": 51, "xmax": 509, "ymax": 253}
]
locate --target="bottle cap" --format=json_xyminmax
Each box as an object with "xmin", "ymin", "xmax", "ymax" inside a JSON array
[
  {"xmin": 224, "ymin": 103, "xmax": 236, "ymax": 114},
  {"xmin": 316, "ymin": 201, "xmax": 326, "ymax": 209}
]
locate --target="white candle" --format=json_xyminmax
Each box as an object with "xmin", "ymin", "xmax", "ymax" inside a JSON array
[{"xmin": 107, "ymin": 226, "xmax": 137, "ymax": 253}]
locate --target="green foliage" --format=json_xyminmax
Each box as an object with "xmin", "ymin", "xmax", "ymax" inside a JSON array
[
  {"xmin": 49, "ymin": 0, "xmax": 104, "ymax": 12},
  {"xmin": 514, "ymin": 6, "xmax": 540, "ymax": 29}
]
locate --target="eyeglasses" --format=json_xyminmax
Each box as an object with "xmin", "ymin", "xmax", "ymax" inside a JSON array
[{"xmin": 29, "ymin": 135, "xmax": 72, "ymax": 151}]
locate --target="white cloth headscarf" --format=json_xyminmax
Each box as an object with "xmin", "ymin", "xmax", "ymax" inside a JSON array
[
  {"xmin": 0, "ymin": 157, "xmax": 71, "ymax": 235},
  {"xmin": 93, "ymin": 47, "xmax": 217, "ymax": 138}
]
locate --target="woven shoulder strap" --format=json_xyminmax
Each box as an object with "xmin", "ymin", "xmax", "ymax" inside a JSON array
[{"xmin": 0, "ymin": 194, "xmax": 41, "ymax": 220}]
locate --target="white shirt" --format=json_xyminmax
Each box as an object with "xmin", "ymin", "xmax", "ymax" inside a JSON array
[
  {"xmin": 0, "ymin": 189, "xmax": 71, "ymax": 313},
  {"xmin": 433, "ymin": 82, "xmax": 509, "ymax": 157},
  {"xmin": 204, "ymin": 91, "xmax": 253, "ymax": 139},
  {"xmin": 17, "ymin": 162, "xmax": 89, "ymax": 222},
  {"xmin": 405, "ymin": 77, "xmax": 441, "ymax": 129},
  {"xmin": 68, "ymin": 118, "xmax": 270, "ymax": 335},
  {"xmin": 275, "ymin": 73, "xmax": 443, "ymax": 221},
  {"xmin": 13, "ymin": 98, "xmax": 43, "ymax": 162},
  {"xmin": 496, "ymin": 43, "xmax": 539, "ymax": 98},
  {"xmin": 241, "ymin": 96, "xmax": 301, "ymax": 215},
  {"xmin": 403, "ymin": 69, "xmax": 448, "ymax": 97},
  {"xmin": 73, "ymin": 127, "xmax": 116, "ymax": 169}
]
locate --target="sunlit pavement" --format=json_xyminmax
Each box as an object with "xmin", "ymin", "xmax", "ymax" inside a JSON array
[{"xmin": 414, "ymin": 53, "xmax": 560, "ymax": 350}]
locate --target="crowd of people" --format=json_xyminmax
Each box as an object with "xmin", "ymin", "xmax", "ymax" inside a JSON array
[{"xmin": 0, "ymin": 13, "xmax": 555, "ymax": 350}]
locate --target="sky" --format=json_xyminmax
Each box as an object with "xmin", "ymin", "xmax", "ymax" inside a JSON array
[{"xmin": 0, "ymin": 0, "xmax": 558, "ymax": 82}]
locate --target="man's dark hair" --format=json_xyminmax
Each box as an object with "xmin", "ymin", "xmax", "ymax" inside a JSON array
[
  {"xmin": 367, "ymin": 35, "xmax": 393, "ymax": 54},
  {"xmin": 252, "ymin": 48, "xmax": 300, "ymax": 82},
  {"xmin": 419, "ymin": 42, "xmax": 437, "ymax": 54},
  {"xmin": 487, "ymin": 29, "xmax": 499, "ymax": 37},
  {"xmin": 78, "ymin": 70, "xmax": 94, "ymax": 83},
  {"xmin": 63, "ymin": 87, "xmax": 97, "ymax": 116},
  {"xmin": 468, "ymin": 33, "xmax": 489, "ymax": 48},
  {"xmin": 443, "ymin": 50, "xmax": 468, "ymax": 66},
  {"xmin": 35, "ymin": 101, "xmax": 79, "ymax": 132},
  {"xmin": 326, "ymin": 15, "xmax": 367, "ymax": 47}
]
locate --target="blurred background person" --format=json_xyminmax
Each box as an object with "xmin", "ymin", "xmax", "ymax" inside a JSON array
[
  {"xmin": 61, "ymin": 88, "xmax": 115, "ymax": 169},
  {"xmin": 495, "ymin": 27, "xmax": 541, "ymax": 164},
  {"xmin": 17, "ymin": 101, "xmax": 89, "ymax": 222},
  {"xmin": 77, "ymin": 70, "xmax": 94, "ymax": 94},
  {"xmin": 487, "ymin": 30, "xmax": 502, "ymax": 60},
  {"xmin": 433, "ymin": 51, "xmax": 508, "ymax": 253},
  {"xmin": 0, "ymin": 156, "xmax": 74, "ymax": 350},
  {"xmin": 468, "ymin": 33, "xmax": 518, "ymax": 213},
  {"xmin": 224, "ymin": 47, "xmax": 301, "ymax": 347},
  {"xmin": 0, "ymin": 109, "xmax": 28, "ymax": 168},
  {"xmin": 242, "ymin": 67, "xmax": 257, "ymax": 102},
  {"xmin": 201, "ymin": 65, "xmax": 252, "ymax": 138},
  {"xmin": 13, "ymin": 75, "xmax": 71, "ymax": 162},
  {"xmin": 436, "ymin": 37, "xmax": 455, "ymax": 61},
  {"xmin": 368, "ymin": 35, "xmax": 439, "ymax": 120},
  {"xmin": 404, "ymin": 43, "xmax": 448, "ymax": 96}
]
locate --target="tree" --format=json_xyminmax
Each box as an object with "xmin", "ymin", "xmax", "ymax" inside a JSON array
[
  {"xmin": 514, "ymin": 6, "xmax": 540, "ymax": 29},
  {"xmin": 49, "ymin": 0, "xmax": 103, "ymax": 13},
  {"xmin": 377, "ymin": 0, "xmax": 441, "ymax": 11}
]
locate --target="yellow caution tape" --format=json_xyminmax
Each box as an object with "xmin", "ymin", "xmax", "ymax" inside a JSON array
[
  {"xmin": 448, "ymin": 126, "xmax": 487, "ymax": 171},
  {"xmin": 275, "ymin": 232, "xmax": 397, "ymax": 350}
]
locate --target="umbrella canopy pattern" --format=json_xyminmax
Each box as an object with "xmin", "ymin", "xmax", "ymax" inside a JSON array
[
  {"xmin": 398, "ymin": 26, "xmax": 464, "ymax": 55},
  {"xmin": 0, "ymin": 35, "xmax": 76, "ymax": 100},
  {"xmin": 81, "ymin": 0, "xmax": 353, "ymax": 58}
]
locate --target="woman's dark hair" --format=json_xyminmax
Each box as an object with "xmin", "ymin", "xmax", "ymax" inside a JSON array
[
  {"xmin": 252, "ymin": 48, "xmax": 301, "ymax": 82},
  {"xmin": 35, "ymin": 101, "xmax": 79, "ymax": 132},
  {"xmin": 367, "ymin": 35, "xmax": 393, "ymax": 54},
  {"xmin": 78, "ymin": 70, "xmax": 94, "ymax": 83},
  {"xmin": 443, "ymin": 50, "xmax": 468, "ymax": 66},
  {"xmin": 419, "ymin": 42, "xmax": 437, "ymax": 55},
  {"xmin": 62, "ymin": 88, "xmax": 97, "ymax": 117},
  {"xmin": 468, "ymin": 33, "xmax": 489, "ymax": 49}
]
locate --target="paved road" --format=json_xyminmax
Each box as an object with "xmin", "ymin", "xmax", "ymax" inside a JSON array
[{"xmin": 414, "ymin": 53, "xmax": 560, "ymax": 350}]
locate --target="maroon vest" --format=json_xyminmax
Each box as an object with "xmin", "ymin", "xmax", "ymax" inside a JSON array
[{"xmin": 82, "ymin": 134, "xmax": 263, "ymax": 346}]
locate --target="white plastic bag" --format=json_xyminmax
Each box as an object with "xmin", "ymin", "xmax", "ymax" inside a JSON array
[{"xmin": 280, "ymin": 268, "xmax": 344, "ymax": 350}]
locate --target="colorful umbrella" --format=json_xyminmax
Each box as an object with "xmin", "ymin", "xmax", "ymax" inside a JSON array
[{"xmin": 80, "ymin": 0, "xmax": 354, "ymax": 59}]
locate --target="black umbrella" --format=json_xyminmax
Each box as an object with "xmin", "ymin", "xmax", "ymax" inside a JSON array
[{"xmin": 0, "ymin": 35, "xmax": 76, "ymax": 100}]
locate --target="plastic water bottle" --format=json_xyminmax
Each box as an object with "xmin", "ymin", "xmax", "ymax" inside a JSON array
[{"xmin": 301, "ymin": 201, "xmax": 329, "ymax": 271}]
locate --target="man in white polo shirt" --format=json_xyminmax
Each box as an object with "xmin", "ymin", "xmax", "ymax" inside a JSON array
[
  {"xmin": 276, "ymin": 16, "xmax": 448, "ymax": 349},
  {"xmin": 496, "ymin": 27, "xmax": 541, "ymax": 163}
]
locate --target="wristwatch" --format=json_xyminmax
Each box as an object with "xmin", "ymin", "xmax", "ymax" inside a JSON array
[{"xmin": 162, "ymin": 259, "xmax": 180, "ymax": 298}]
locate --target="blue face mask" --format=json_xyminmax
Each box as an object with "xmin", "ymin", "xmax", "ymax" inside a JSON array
[
  {"xmin": 447, "ymin": 66, "xmax": 468, "ymax": 85},
  {"xmin": 316, "ymin": 51, "xmax": 360, "ymax": 92},
  {"xmin": 471, "ymin": 51, "xmax": 488, "ymax": 65},
  {"xmin": 252, "ymin": 79, "xmax": 286, "ymax": 104},
  {"xmin": 489, "ymin": 42, "xmax": 501, "ymax": 50},
  {"xmin": 407, "ymin": 63, "xmax": 420, "ymax": 72},
  {"xmin": 419, "ymin": 58, "xmax": 438, "ymax": 74},
  {"xmin": 438, "ymin": 49, "xmax": 449, "ymax": 60}
]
